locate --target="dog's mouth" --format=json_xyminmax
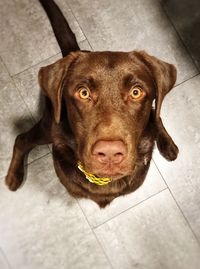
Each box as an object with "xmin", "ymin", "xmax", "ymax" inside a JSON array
[{"xmin": 77, "ymin": 161, "xmax": 112, "ymax": 185}]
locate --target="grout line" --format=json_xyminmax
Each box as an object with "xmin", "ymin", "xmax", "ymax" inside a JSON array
[
  {"xmin": 0, "ymin": 152, "xmax": 52, "ymax": 180},
  {"xmin": 174, "ymin": 73, "xmax": 200, "ymax": 88},
  {"xmin": 66, "ymin": 1, "xmax": 95, "ymax": 51},
  {"xmin": 26, "ymin": 151, "xmax": 52, "ymax": 166},
  {"xmin": 92, "ymin": 187, "xmax": 168, "ymax": 230},
  {"xmin": 79, "ymin": 38, "xmax": 93, "ymax": 51},
  {"xmin": 76, "ymin": 199, "xmax": 114, "ymax": 269},
  {"xmin": 10, "ymin": 36, "xmax": 91, "ymax": 80},
  {"xmin": 0, "ymin": 248, "xmax": 12, "ymax": 269},
  {"xmin": 0, "ymin": 55, "xmax": 13, "ymax": 79},
  {"xmin": 92, "ymin": 227, "xmax": 115, "ymax": 269},
  {"xmin": 11, "ymin": 52, "xmax": 61, "ymax": 78},
  {"xmin": 58, "ymin": 0, "xmax": 87, "ymax": 44},
  {"xmin": 159, "ymin": 0, "xmax": 200, "ymax": 73},
  {"xmin": 10, "ymin": 54, "xmax": 64, "ymax": 124},
  {"xmin": 10, "ymin": 75, "xmax": 37, "ymax": 123},
  {"xmin": 47, "ymin": 144, "xmax": 52, "ymax": 153},
  {"xmin": 153, "ymin": 159, "xmax": 200, "ymax": 248}
]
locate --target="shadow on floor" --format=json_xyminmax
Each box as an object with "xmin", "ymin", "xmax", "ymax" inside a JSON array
[{"xmin": 13, "ymin": 91, "xmax": 45, "ymax": 135}]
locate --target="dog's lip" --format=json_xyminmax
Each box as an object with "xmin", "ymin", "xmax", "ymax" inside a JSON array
[
  {"xmin": 96, "ymin": 173, "xmax": 124, "ymax": 180},
  {"xmin": 93, "ymin": 168, "xmax": 129, "ymax": 179},
  {"xmin": 96, "ymin": 170, "xmax": 122, "ymax": 177},
  {"xmin": 88, "ymin": 165, "xmax": 123, "ymax": 177}
]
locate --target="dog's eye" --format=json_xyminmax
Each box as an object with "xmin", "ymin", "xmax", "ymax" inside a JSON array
[
  {"xmin": 78, "ymin": 87, "xmax": 90, "ymax": 100},
  {"xmin": 130, "ymin": 86, "xmax": 144, "ymax": 100}
]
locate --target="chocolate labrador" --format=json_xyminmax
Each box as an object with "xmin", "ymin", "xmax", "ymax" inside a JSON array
[{"xmin": 5, "ymin": 0, "xmax": 178, "ymax": 207}]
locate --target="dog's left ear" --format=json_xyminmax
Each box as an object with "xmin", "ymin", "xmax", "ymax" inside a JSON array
[{"xmin": 134, "ymin": 50, "xmax": 178, "ymax": 161}]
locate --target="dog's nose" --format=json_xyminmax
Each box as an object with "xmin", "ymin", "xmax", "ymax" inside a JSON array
[{"xmin": 92, "ymin": 140, "xmax": 127, "ymax": 164}]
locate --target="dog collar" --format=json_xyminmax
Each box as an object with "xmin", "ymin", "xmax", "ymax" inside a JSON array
[{"xmin": 77, "ymin": 162, "xmax": 112, "ymax": 186}]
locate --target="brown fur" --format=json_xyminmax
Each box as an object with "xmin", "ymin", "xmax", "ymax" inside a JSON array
[{"xmin": 5, "ymin": 50, "xmax": 178, "ymax": 208}]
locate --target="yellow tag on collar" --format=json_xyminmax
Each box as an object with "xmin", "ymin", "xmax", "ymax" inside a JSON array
[{"xmin": 77, "ymin": 162, "xmax": 112, "ymax": 186}]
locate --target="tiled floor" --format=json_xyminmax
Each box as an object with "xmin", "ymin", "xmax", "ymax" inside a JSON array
[{"xmin": 0, "ymin": 0, "xmax": 200, "ymax": 268}]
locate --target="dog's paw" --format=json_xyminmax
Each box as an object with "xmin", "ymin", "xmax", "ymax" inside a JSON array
[
  {"xmin": 157, "ymin": 134, "xmax": 179, "ymax": 161},
  {"xmin": 5, "ymin": 171, "xmax": 24, "ymax": 191}
]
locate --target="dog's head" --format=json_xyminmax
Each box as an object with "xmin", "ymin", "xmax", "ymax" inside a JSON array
[{"xmin": 39, "ymin": 51, "xmax": 178, "ymax": 180}]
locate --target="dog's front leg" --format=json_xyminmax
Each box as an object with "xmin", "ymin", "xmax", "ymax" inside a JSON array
[{"xmin": 5, "ymin": 115, "xmax": 52, "ymax": 191}]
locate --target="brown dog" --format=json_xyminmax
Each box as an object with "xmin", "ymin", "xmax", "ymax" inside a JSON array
[{"xmin": 5, "ymin": 0, "xmax": 178, "ymax": 208}]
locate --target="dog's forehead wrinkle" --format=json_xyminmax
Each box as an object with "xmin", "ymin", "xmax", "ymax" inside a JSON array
[{"xmin": 73, "ymin": 53, "xmax": 154, "ymax": 92}]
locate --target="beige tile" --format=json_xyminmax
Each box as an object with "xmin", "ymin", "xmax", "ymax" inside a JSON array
[
  {"xmin": 153, "ymin": 74, "xmax": 200, "ymax": 240},
  {"xmin": 0, "ymin": 155, "xmax": 111, "ymax": 269},
  {"xmin": 66, "ymin": 0, "xmax": 198, "ymax": 84},
  {"xmin": 0, "ymin": 81, "xmax": 49, "ymax": 178},
  {"xmin": 79, "ymin": 161, "xmax": 166, "ymax": 228},
  {"xmin": 95, "ymin": 190, "xmax": 200, "ymax": 269}
]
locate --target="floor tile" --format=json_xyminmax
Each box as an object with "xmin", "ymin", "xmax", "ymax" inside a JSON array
[
  {"xmin": 0, "ymin": 0, "xmax": 88, "ymax": 77},
  {"xmin": 153, "ymin": 74, "xmax": 200, "ymax": 240},
  {"xmin": 0, "ymin": 155, "xmax": 111, "ymax": 269},
  {"xmin": 13, "ymin": 54, "xmax": 62, "ymax": 122},
  {"xmin": 0, "ymin": 57, "xmax": 11, "ymax": 89},
  {"xmin": 56, "ymin": 0, "xmax": 86, "ymax": 43},
  {"xmin": 0, "ymin": 0, "xmax": 61, "ymax": 75},
  {"xmin": 0, "ymin": 250, "xmax": 10, "ymax": 269},
  {"xmin": 78, "ymin": 161, "xmax": 166, "ymax": 228},
  {"xmin": 0, "ymin": 81, "xmax": 49, "ymax": 178},
  {"xmin": 95, "ymin": 190, "xmax": 200, "ymax": 269},
  {"xmin": 66, "ymin": 0, "xmax": 198, "ymax": 84},
  {"xmin": 162, "ymin": 0, "xmax": 200, "ymax": 70},
  {"xmin": 79, "ymin": 39, "xmax": 92, "ymax": 51}
]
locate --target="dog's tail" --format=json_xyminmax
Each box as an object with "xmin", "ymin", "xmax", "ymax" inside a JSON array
[{"xmin": 39, "ymin": 0, "xmax": 80, "ymax": 57}]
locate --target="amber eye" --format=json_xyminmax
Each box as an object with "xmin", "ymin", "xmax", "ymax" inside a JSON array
[
  {"xmin": 130, "ymin": 86, "xmax": 144, "ymax": 100},
  {"xmin": 78, "ymin": 87, "xmax": 90, "ymax": 100}
]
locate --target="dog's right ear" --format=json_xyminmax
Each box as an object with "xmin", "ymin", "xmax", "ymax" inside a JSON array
[{"xmin": 38, "ymin": 52, "xmax": 80, "ymax": 124}]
